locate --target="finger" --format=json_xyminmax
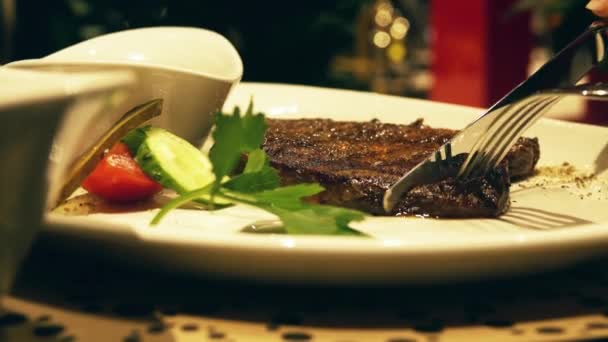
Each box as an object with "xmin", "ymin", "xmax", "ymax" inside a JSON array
[{"xmin": 587, "ymin": 0, "xmax": 608, "ymax": 17}]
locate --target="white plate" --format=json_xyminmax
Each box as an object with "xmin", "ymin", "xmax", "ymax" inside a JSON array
[{"xmin": 44, "ymin": 83, "xmax": 608, "ymax": 285}]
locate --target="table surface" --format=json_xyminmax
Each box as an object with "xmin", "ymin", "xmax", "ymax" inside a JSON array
[{"xmin": 3, "ymin": 239, "xmax": 608, "ymax": 342}]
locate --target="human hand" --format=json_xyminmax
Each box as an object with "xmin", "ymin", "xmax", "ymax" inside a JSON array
[{"xmin": 588, "ymin": 0, "xmax": 608, "ymax": 17}]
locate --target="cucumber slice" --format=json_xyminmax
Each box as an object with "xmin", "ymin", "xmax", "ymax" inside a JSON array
[{"xmin": 132, "ymin": 126, "xmax": 229, "ymax": 204}]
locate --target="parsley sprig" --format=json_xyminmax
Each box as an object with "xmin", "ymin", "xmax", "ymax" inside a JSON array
[{"xmin": 151, "ymin": 102, "xmax": 366, "ymax": 236}]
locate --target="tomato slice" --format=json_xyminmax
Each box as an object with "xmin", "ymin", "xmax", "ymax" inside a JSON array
[{"xmin": 82, "ymin": 142, "xmax": 163, "ymax": 202}]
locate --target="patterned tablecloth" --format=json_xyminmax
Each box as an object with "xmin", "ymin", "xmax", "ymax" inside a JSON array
[{"xmin": 3, "ymin": 239, "xmax": 608, "ymax": 342}]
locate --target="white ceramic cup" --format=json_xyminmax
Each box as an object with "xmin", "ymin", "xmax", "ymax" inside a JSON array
[
  {"xmin": 0, "ymin": 68, "xmax": 136, "ymax": 295},
  {"xmin": 6, "ymin": 26, "xmax": 243, "ymax": 148}
]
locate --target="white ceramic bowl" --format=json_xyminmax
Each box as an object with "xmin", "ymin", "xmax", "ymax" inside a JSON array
[
  {"xmin": 0, "ymin": 67, "xmax": 136, "ymax": 294},
  {"xmin": 6, "ymin": 26, "xmax": 243, "ymax": 147}
]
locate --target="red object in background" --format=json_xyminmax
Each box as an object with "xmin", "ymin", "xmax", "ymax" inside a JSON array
[
  {"xmin": 82, "ymin": 143, "xmax": 163, "ymax": 202},
  {"xmin": 430, "ymin": 0, "xmax": 531, "ymax": 108},
  {"xmin": 586, "ymin": 71, "xmax": 608, "ymax": 125}
]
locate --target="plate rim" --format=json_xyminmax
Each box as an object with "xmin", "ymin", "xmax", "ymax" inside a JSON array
[{"xmin": 44, "ymin": 82, "xmax": 608, "ymax": 258}]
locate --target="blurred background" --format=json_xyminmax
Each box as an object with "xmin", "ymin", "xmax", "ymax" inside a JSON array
[{"xmin": 1, "ymin": 0, "xmax": 606, "ymax": 125}]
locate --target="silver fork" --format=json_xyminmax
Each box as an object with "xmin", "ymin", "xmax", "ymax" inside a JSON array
[
  {"xmin": 383, "ymin": 19, "xmax": 608, "ymax": 213},
  {"xmin": 383, "ymin": 81, "xmax": 608, "ymax": 213},
  {"xmin": 458, "ymin": 81, "xmax": 608, "ymax": 179},
  {"xmin": 457, "ymin": 93, "xmax": 561, "ymax": 179}
]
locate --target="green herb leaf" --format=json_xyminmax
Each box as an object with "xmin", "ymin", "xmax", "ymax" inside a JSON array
[
  {"xmin": 152, "ymin": 101, "xmax": 368, "ymax": 236},
  {"xmin": 240, "ymin": 105, "xmax": 267, "ymax": 152},
  {"xmin": 263, "ymin": 204, "xmax": 366, "ymax": 236},
  {"xmin": 222, "ymin": 148, "xmax": 279, "ymax": 193},
  {"xmin": 249, "ymin": 184, "xmax": 325, "ymax": 209},
  {"xmin": 243, "ymin": 148, "xmax": 269, "ymax": 174},
  {"xmin": 264, "ymin": 206, "xmax": 340, "ymax": 235},
  {"xmin": 209, "ymin": 111, "xmax": 244, "ymax": 189},
  {"xmin": 222, "ymin": 167, "xmax": 280, "ymax": 193},
  {"xmin": 208, "ymin": 104, "xmax": 267, "ymax": 192},
  {"xmin": 246, "ymin": 184, "xmax": 366, "ymax": 235},
  {"xmin": 150, "ymin": 183, "xmax": 214, "ymax": 225},
  {"xmin": 310, "ymin": 204, "xmax": 366, "ymax": 230}
]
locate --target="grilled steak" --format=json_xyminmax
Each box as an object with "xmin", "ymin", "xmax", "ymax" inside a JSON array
[{"xmin": 262, "ymin": 118, "xmax": 540, "ymax": 218}]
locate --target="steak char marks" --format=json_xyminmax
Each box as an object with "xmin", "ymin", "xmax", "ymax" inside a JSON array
[{"xmin": 262, "ymin": 118, "xmax": 540, "ymax": 218}]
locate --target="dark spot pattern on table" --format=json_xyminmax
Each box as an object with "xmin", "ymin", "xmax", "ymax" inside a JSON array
[
  {"xmin": 123, "ymin": 330, "xmax": 141, "ymax": 342},
  {"xmin": 33, "ymin": 324, "xmax": 65, "ymax": 337},
  {"xmin": 587, "ymin": 322, "xmax": 608, "ymax": 330},
  {"xmin": 282, "ymin": 331, "xmax": 313, "ymax": 340},
  {"xmin": 181, "ymin": 323, "xmax": 199, "ymax": 332},
  {"xmin": 59, "ymin": 336, "xmax": 76, "ymax": 342},
  {"xmin": 386, "ymin": 338, "xmax": 417, "ymax": 342},
  {"xmin": 537, "ymin": 326, "xmax": 565, "ymax": 334},
  {"xmin": 0, "ymin": 312, "xmax": 27, "ymax": 326},
  {"xmin": 208, "ymin": 326, "xmax": 227, "ymax": 339},
  {"xmin": 209, "ymin": 330, "xmax": 226, "ymax": 339},
  {"xmin": 147, "ymin": 322, "xmax": 168, "ymax": 334},
  {"xmin": 267, "ymin": 322, "xmax": 280, "ymax": 331},
  {"xmin": 36, "ymin": 315, "xmax": 51, "ymax": 322},
  {"xmin": 12, "ymin": 242, "xmax": 608, "ymax": 341}
]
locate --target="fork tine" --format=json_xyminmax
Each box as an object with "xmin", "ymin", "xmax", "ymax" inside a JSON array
[
  {"xmin": 485, "ymin": 96, "xmax": 560, "ymax": 171},
  {"xmin": 444, "ymin": 142, "xmax": 452, "ymax": 159},
  {"xmin": 473, "ymin": 96, "xmax": 559, "ymax": 177},
  {"xmin": 468, "ymin": 98, "xmax": 546, "ymax": 178},
  {"xmin": 458, "ymin": 97, "xmax": 542, "ymax": 179},
  {"xmin": 434, "ymin": 150, "xmax": 442, "ymax": 161},
  {"xmin": 459, "ymin": 145, "xmax": 481, "ymax": 176},
  {"xmin": 458, "ymin": 150, "xmax": 481, "ymax": 178},
  {"xmin": 474, "ymin": 97, "xmax": 552, "ymax": 174},
  {"xmin": 457, "ymin": 103, "xmax": 526, "ymax": 178},
  {"xmin": 462, "ymin": 96, "xmax": 559, "ymax": 179}
]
